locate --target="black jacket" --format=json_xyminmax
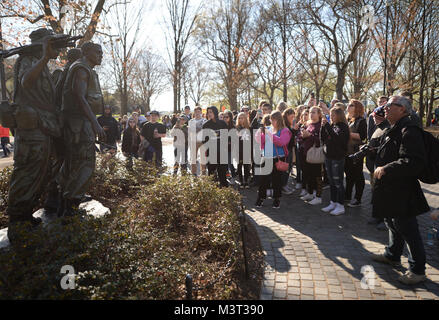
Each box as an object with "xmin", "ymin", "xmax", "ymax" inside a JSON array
[
  {"xmin": 365, "ymin": 119, "xmax": 390, "ymax": 172},
  {"xmin": 122, "ymin": 127, "xmax": 141, "ymax": 154},
  {"xmin": 97, "ymin": 114, "xmax": 121, "ymax": 145},
  {"xmin": 202, "ymin": 115, "xmax": 228, "ymax": 162},
  {"xmin": 321, "ymin": 122, "xmax": 350, "ymax": 160},
  {"xmin": 372, "ymin": 116, "xmax": 430, "ymax": 219}
]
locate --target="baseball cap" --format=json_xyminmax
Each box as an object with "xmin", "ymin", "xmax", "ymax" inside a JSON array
[
  {"xmin": 373, "ymin": 105, "xmax": 385, "ymax": 118},
  {"xmin": 146, "ymin": 112, "xmax": 151, "ymax": 116},
  {"xmin": 241, "ymin": 106, "xmax": 249, "ymax": 112},
  {"xmin": 150, "ymin": 110, "xmax": 160, "ymax": 116}
]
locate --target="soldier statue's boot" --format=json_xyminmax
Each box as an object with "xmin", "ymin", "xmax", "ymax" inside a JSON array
[
  {"xmin": 7, "ymin": 215, "xmax": 42, "ymax": 245},
  {"xmin": 81, "ymin": 194, "xmax": 93, "ymax": 203},
  {"xmin": 61, "ymin": 199, "xmax": 82, "ymax": 218},
  {"xmin": 57, "ymin": 196, "xmax": 65, "ymax": 218}
]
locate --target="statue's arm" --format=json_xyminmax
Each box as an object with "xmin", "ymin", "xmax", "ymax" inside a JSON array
[{"xmin": 72, "ymin": 68, "xmax": 105, "ymax": 140}]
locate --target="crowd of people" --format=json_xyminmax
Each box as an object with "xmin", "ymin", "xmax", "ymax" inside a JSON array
[{"xmin": 99, "ymin": 94, "xmax": 439, "ymax": 286}]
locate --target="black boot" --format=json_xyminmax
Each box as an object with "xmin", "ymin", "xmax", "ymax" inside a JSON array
[{"xmin": 61, "ymin": 199, "xmax": 82, "ymax": 218}]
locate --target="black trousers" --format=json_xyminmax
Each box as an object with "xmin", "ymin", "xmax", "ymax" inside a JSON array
[
  {"xmin": 237, "ymin": 163, "xmax": 251, "ymax": 183},
  {"xmin": 208, "ymin": 163, "xmax": 228, "ymax": 188},
  {"xmin": 344, "ymin": 157, "xmax": 365, "ymax": 201},
  {"xmin": 258, "ymin": 157, "xmax": 285, "ymax": 200},
  {"xmin": 304, "ymin": 161, "xmax": 323, "ymax": 197}
]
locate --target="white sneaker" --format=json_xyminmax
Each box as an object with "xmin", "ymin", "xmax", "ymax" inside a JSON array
[
  {"xmin": 321, "ymin": 201, "xmax": 336, "ymax": 213},
  {"xmin": 299, "ymin": 189, "xmax": 307, "ymax": 197},
  {"xmin": 308, "ymin": 197, "xmax": 322, "ymax": 205},
  {"xmin": 282, "ymin": 186, "xmax": 294, "ymax": 195},
  {"xmin": 330, "ymin": 203, "xmax": 345, "ymax": 216},
  {"xmin": 301, "ymin": 193, "xmax": 314, "ymax": 201},
  {"xmin": 295, "ymin": 183, "xmax": 302, "ymax": 190},
  {"xmin": 266, "ymin": 189, "xmax": 274, "ymax": 199}
]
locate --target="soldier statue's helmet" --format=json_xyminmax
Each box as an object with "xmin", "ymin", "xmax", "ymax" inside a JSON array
[
  {"xmin": 29, "ymin": 28, "xmax": 56, "ymax": 44},
  {"xmin": 67, "ymin": 48, "xmax": 82, "ymax": 63}
]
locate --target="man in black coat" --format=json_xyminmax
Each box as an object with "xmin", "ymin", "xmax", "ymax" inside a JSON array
[
  {"xmin": 97, "ymin": 105, "xmax": 121, "ymax": 152},
  {"xmin": 202, "ymin": 106, "xmax": 228, "ymax": 187},
  {"xmin": 371, "ymin": 95, "xmax": 430, "ymax": 285}
]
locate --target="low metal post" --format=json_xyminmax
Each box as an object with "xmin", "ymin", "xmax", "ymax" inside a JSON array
[
  {"xmin": 239, "ymin": 210, "xmax": 249, "ymax": 280},
  {"xmin": 185, "ymin": 274, "xmax": 193, "ymax": 300}
]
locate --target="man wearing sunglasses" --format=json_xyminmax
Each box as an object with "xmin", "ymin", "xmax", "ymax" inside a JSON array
[{"xmin": 370, "ymin": 96, "xmax": 430, "ymax": 285}]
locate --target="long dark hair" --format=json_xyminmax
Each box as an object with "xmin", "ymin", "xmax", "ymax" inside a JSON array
[{"xmin": 224, "ymin": 110, "xmax": 234, "ymax": 129}]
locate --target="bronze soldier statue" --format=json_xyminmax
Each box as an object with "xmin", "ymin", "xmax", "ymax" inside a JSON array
[
  {"xmin": 7, "ymin": 28, "xmax": 62, "ymax": 242},
  {"xmin": 43, "ymin": 48, "xmax": 82, "ymax": 216},
  {"xmin": 59, "ymin": 42, "xmax": 105, "ymax": 217}
]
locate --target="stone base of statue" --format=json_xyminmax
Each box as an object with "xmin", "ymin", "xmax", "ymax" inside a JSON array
[{"xmin": 0, "ymin": 200, "xmax": 110, "ymax": 249}]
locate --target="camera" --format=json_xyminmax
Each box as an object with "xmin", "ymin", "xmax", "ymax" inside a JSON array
[{"xmin": 348, "ymin": 144, "xmax": 378, "ymax": 163}]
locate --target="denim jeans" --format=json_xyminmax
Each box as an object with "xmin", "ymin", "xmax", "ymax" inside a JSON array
[
  {"xmin": 144, "ymin": 145, "xmax": 163, "ymax": 167},
  {"xmin": 325, "ymin": 158, "xmax": 345, "ymax": 204},
  {"xmin": 384, "ymin": 217, "xmax": 426, "ymax": 275}
]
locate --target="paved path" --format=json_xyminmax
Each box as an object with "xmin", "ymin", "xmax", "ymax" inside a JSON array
[{"xmin": 242, "ymin": 173, "xmax": 439, "ymax": 300}]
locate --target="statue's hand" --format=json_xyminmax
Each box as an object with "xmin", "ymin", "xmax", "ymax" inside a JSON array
[
  {"xmin": 42, "ymin": 36, "xmax": 57, "ymax": 60},
  {"xmin": 94, "ymin": 122, "xmax": 106, "ymax": 141}
]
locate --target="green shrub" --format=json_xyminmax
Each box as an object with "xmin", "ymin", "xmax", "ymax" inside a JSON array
[
  {"xmin": 0, "ymin": 161, "xmax": 243, "ymax": 300},
  {"xmin": 0, "ymin": 167, "xmax": 12, "ymax": 229}
]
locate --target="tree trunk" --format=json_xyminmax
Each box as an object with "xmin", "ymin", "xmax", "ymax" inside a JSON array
[
  {"xmin": 335, "ymin": 70, "xmax": 346, "ymax": 101},
  {"xmin": 146, "ymin": 96, "xmax": 151, "ymax": 113}
]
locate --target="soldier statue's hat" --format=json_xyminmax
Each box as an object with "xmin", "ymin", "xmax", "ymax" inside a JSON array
[{"xmin": 29, "ymin": 28, "xmax": 55, "ymax": 44}]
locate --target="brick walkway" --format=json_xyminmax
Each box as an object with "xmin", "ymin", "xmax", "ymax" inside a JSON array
[{"xmin": 242, "ymin": 171, "xmax": 439, "ymax": 300}]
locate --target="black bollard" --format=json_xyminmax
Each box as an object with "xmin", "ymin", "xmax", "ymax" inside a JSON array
[
  {"xmin": 239, "ymin": 211, "xmax": 249, "ymax": 280},
  {"xmin": 185, "ymin": 274, "xmax": 193, "ymax": 300}
]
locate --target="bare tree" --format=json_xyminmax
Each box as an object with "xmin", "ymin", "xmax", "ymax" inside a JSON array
[
  {"xmin": 371, "ymin": 0, "xmax": 420, "ymax": 96},
  {"xmin": 0, "ymin": 0, "xmax": 108, "ymax": 45},
  {"xmin": 295, "ymin": 0, "xmax": 377, "ymax": 100},
  {"xmin": 133, "ymin": 48, "xmax": 168, "ymax": 112},
  {"xmin": 198, "ymin": 0, "xmax": 264, "ymax": 111},
  {"xmin": 185, "ymin": 59, "xmax": 211, "ymax": 106},
  {"xmin": 164, "ymin": 0, "xmax": 200, "ymax": 113},
  {"xmin": 106, "ymin": 0, "xmax": 143, "ymax": 116},
  {"xmin": 291, "ymin": 24, "xmax": 331, "ymax": 102},
  {"xmin": 264, "ymin": 0, "xmax": 295, "ymax": 102}
]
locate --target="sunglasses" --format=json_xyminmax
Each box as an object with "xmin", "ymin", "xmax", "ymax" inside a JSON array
[{"xmin": 384, "ymin": 102, "xmax": 404, "ymax": 109}]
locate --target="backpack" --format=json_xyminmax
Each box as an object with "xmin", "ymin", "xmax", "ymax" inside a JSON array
[{"xmin": 418, "ymin": 129, "xmax": 439, "ymax": 184}]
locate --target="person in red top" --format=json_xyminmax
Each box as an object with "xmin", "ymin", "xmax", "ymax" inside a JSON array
[{"xmin": 0, "ymin": 125, "xmax": 11, "ymax": 158}]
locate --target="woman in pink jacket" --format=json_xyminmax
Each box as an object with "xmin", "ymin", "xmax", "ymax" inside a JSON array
[{"xmin": 255, "ymin": 110, "xmax": 292, "ymax": 209}]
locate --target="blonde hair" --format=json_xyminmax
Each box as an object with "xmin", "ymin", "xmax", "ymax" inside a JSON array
[
  {"xmin": 277, "ymin": 101, "xmax": 288, "ymax": 113},
  {"xmin": 270, "ymin": 110, "xmax": 285, "ymax": 133},
  {"xmin": 308, "ymin": 106, "xmax": 323, "ymax": 124},
  {"xmin": 236, "ymin": 112, "xmax": 250, "ymax": 129}
]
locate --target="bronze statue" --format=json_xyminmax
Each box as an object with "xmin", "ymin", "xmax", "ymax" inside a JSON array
[
  {"xmin": 43, "ymin": 48, "xmax": 83, "ymax": 217},
  {"xmin": 59, "ymin": 42, "xmax": 105, "ymax": 217},
  {"xmin": 6, "ymin": 28, "xmax": 62, "ymax": 243}
]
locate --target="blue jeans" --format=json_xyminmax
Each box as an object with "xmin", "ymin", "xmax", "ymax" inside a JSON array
[
  {"xmin": 325, "ymin": 158, "xmax": 345, "ymax": 204},
  {"xmin": 144, "ymin": 145, "xmax": 163, "ymax": 167},
  {"xmin": 384, "ymin": 217, "xmax": 426, "ymax": 275}
]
